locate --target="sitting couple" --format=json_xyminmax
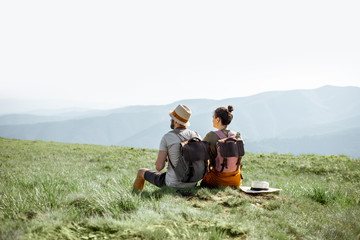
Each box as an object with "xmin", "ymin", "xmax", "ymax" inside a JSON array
[{"xmin": 133, "ymin": 104, "xmax": 243, "ymax": 191}]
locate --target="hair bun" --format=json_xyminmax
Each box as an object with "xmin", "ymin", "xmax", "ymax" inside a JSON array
[{"xmin": 227, "ymin": 105, "xmax": 234, "ymax": 113}]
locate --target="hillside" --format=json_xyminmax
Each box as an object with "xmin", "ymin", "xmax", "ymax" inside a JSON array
[
  {"xmin": 1, "ymin": 86, "xmax": 360, "ymax": 157},
  {"xmin": 1, "ymin": 138, "xmax": 359, "ymax": 239},
  {"xmin": 247, "ymin": 127, "xmax": 360, "ymax": 157}
]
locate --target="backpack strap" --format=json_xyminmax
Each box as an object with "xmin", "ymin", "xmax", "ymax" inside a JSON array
[
  {"xmin": 214, "ymin": 130, "xmax": 237, "ymax": 139},
  {"xmin": 185, "ymin": 161, "xmax": 194, "ymax": 182},
  {"xmin": 167, "ymin": 129, "xmax": 190, "ymax": 170},
  {"xmin": 214, "ymin": 130, "xmax": 227, "ymax": 139},
  {"xmin": 171, "ymin": 129, "xmax": 188, "ymax": 142},
  {"xmin": 236, "ymin": 157, "xmax": 242, "ymax": 171},
  {"xmin": 220, "ymin": 158, "xmax": 227, "ymax": 172},
  {"xmin": 214, "ymin": 130, "xmax": 226, "ymax": 172},
  {"xmin": 240, "ymin": 164, "xmax": 243, "ymax": 179},
  {"xmin": 228, "ymin": 131, "xmax": 236, "ymax": 138},
  {"xmin": 168, "ymin": 156, "xmax": 176, "ymax": 170}
]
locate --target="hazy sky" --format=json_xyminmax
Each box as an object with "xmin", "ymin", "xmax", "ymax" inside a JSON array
[{"xmin": 1, "ymin": 0, "xmax": 359, "ymax": 109}]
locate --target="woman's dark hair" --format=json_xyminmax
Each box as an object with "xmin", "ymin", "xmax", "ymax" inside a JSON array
[{"xmin": 214, "ymin": 105, "xmax": 234, "ymax": 126}]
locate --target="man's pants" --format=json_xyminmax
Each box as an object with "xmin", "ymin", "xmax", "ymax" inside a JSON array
[{"xmin": 144, "ymin": 170, "xmax": 166, "ymax": 188}]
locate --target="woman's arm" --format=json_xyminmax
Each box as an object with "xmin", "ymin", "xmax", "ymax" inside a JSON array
[{"xmin": 204, "ymin": 132, "xmax": 218, "ymax": 166}]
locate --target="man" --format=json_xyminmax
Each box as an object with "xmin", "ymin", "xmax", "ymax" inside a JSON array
[{"xmin": 133, "ymin": 104, "xmax": 201, "ymax": 191}]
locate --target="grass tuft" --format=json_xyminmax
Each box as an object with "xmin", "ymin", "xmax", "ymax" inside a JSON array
[
  {"xmin": 195, "ymin": 188, "xmax": 213, "ymax": 200},
  {"xmin": 0, "ymin": 229, "xmax": 22, "ymax": 240},
  {"xmin": 222, "ymin": 196, "xmax": 249, "ymax": 208},
  {"xmin": 306, "ymin": 187, "xmax": 338, "ymax": 205},
  {"xmin": 263, "ymin": 200, "xmax": 281, "ymax": 210}
]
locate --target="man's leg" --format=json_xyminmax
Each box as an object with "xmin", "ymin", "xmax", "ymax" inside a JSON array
[
  {"xmin": 133, "ymin": 169, "xmax": 166, "ymax": 191},
  {"xmin": 133, "ymin": 168, "xmax": 148, "ymax": 191}
]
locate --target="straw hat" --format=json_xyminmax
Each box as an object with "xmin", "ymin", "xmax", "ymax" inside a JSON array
[
  {"xmin": 169, "ymin": 104, "xmax": 191, "ymax": 127},
  {"xmin": 251, "ymin": 181, "xmax": 269, "ymax": 190},
  {"xmin": 240, "ymin": 181, "xmax": 282, "ymax": 194}
]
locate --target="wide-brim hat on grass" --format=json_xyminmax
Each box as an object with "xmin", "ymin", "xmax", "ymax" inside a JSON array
[
  {"xmin": 169, "ymin": 104, "xmax": 191, "ymax": 127},
  {"xmin": 240, "ymin": 181, "xmax": 281, "ymax": 194}
]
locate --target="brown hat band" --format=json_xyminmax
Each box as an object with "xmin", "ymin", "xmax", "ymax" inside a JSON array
[{"xmin": 172, "ymin": 110, "xmax": 188, "ymax": 123}]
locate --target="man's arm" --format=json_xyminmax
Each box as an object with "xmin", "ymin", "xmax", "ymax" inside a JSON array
[{"xmin": 155, "ymin": 150, "xmax": 168, "ymax": 171}]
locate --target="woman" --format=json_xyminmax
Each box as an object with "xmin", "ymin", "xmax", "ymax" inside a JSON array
[{"xmin": 200, "ymin": 105, "xmax": 243, "ymax": 188}]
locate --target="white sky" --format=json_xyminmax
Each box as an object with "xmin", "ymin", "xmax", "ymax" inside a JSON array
[{"xmin": 1, "ymin": 0, "xmax": 359, "ymax": 109}]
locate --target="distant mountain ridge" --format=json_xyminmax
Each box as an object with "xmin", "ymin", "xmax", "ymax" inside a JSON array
[{"xmin": 1, "ymin": 86, "xmax": 359, "ymax": 157}]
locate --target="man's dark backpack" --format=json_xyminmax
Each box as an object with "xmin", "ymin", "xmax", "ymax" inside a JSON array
[{"xmin": 168, "ymin": 130, "xmax": 210, "ymax": 183}]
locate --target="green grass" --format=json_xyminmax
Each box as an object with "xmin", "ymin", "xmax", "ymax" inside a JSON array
[{"xmin": 1, "ymin": 137, "xmax": 360, "ymax": 239}]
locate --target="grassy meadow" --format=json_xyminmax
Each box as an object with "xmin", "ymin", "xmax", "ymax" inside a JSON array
[{"xmin": 0, "ymin": 137, "xmax": 360, "ymax": 240}]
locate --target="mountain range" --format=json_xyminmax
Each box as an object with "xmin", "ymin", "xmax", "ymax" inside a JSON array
[{"xmin": 1, "ymin": 85, "xmax": 359, "ymax": 157}]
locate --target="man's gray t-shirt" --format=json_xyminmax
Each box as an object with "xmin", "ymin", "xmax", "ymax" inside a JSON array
[{"xmin": 159, "ymin": 129, "xmax": 201, "ymax": 188}]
